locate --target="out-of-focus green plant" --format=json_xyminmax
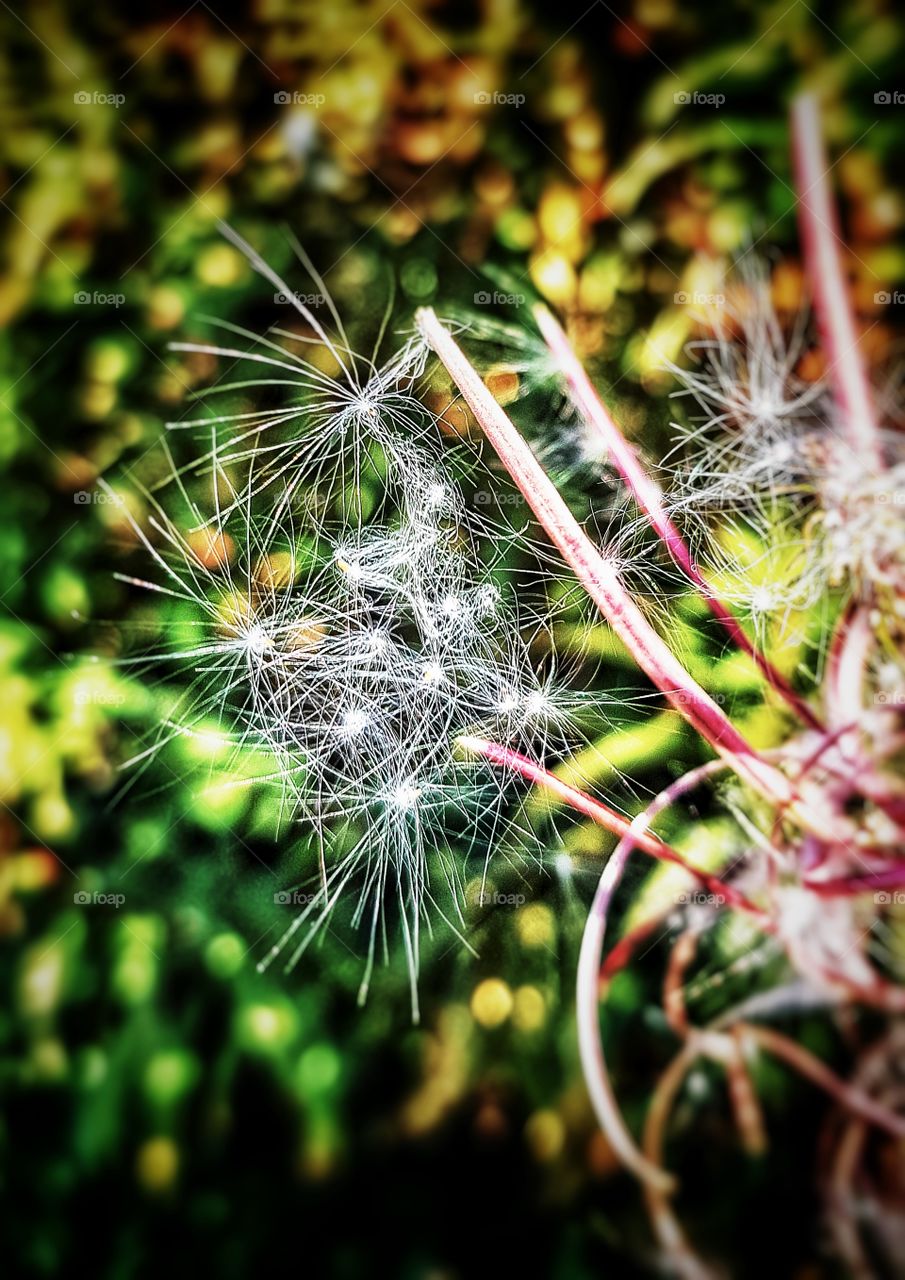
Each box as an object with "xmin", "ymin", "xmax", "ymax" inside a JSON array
[{"xmin": 1, "ymin": 1, "xmax": 904, "ymax": 1277}]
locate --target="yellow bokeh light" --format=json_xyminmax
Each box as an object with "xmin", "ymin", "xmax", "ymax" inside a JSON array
[
  {"xmin": 530, "ymin": 250, "xmax": 578, "ymax": 307},
  {"xmin": 516, "ymin": 902, "xmax": 555, "ymax": 949},
  {"xmin": 136, "ymin": 1137, "xmax": 180, "ymax": 1193},
  {"xmin": 525, "ymin": 1109, "xmax": 565, "ymax": 1161},
  {"xmin": 470, "ymin": 978, "xmax": 513, "ymax": 1028},
  {"xmin": 512, "ymin": 985, "xmax": 546, "ymax": 1032}
]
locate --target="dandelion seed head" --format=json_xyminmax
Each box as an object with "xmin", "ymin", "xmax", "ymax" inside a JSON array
[
  {"xmin": 525, "ymin": 689, "xmax": 551, "ymax": 718},
  {"xmin": 666, "ymin": 258, "xmax": 827, "ymax": 520},
  {"xmin": 340, "ymin": 708, "xmax": 371, "ymax": 738},
  {"xmin": 476, "ymin": 584, "xmax": 500, "ymax": 616},
  {"xmin": 749, "ymin": 583, "xmax": 784, "ymax": 614},
  {"xmin": 335, "ymin": 552, "xmax": 361, "ymax": 579},
  {"xmin": 428, "ymin": 482, "xmax": 448, "ymax": 507},
  {"xmin": 352, "ymin": 395, "xmax": 378, "ymax": 419},
  {"xmin": 662, "ymin": 256, "xmax": 905, "ymax": 634},
  {"xmin": 364, "ymin": 627, "xmax": 388, "ymax": 655},
  {"xmin": 387, "ymin": 781, "xmax": 422, "ymax": 812},
  {"xmin": 243, "ymin": 623, "xmax": 273, "ymax": 657},
  {"xmin": 817, "ymin": 459, "xmax": 905, "ymax": 600},
  {"xmin": 113, "ymin": 242, "xmax": 598, "ymax": 1015}
]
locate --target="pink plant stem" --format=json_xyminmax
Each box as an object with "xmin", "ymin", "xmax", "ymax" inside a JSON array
[
  {"xmin": 805, "ymin": 866, "xmax": 905, "ymax": 897},
  {"xmin": 726, "ymin": 1028, "xmax": 769, "ymax": 1156},
  {"xmin": 820, "ymin": 607, "xmax": 905, "ymax": 830},
  {"xmin": 641, "ymin": 1046, "xmax": 719, "ymax": 1280},
  {"xmin": 828, "ymin": 1120, "xmax": 872, "ymax": 1280},
  {"xmin": 601, "ymin": 914, "xmax": 666, "ymax": 980},
  {"xmin": 826, "ymin": 604, "xmax": 871, "ymax": 732},
  {"xmin": 575, "ymin": 759, "xmax": 730, "ymax": 1194},
  {"xmin": 417, "ymin": 306, "xmax": 808, "ymax": 816},
  {"xmin": 459, "ymin": 736, "xmax": 763, "ymax": 916},
  {"xmin": 534, "ymin": 303, "xmax": 823, "ymax": 732},
  {"xmin": 744, "ymin": 1024, "xmax": 905, "ymax": 1138},
  {"xmin": 534, "ymin": 303, "xmax": 692, "ymax": 569},
  {"xmin": 790, "ymin": 93, "xmax": 885, "ymax": 471}
]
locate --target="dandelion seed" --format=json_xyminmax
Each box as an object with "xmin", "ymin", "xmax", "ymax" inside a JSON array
[
  {"xmin": 109, "ymin": 284, "xmax": 586, "ymax": 1011},
  {"xmin": 340, "ymin": 708, "xmax": 371, "ymax": 738},
  {"xmin": 243, "ymin": 624, "xmax": 273, "ymax": 657},
  {"xmin": 476, "ymin": 585, "xmax": 500, "ymax": 615},
  {"xmin": 428, "ymin": 483, "xmax": 448, "ymax": 507},
  {"xmin": 525, "ymin": 690, "xmax": 551, "ymax": 718},
  {"xmin": 387, "ymin": 781, "xmax": 422, "ymax": 811}
]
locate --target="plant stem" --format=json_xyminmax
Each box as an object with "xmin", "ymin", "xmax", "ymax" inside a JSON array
[
  {"xmin": 826, "ymin": 604, "xmax": 871, "ymax": 731},
  {"xmin": 575, "ymin": 759, "xmax": 730, "ymax": 1194},
  {"xmin": 642, "ymin": 1044, "xmax": 718, "ymax": 1279},
  {"xmin": 459, "ymin": 735, "xmax": 763, "ymax": 916},
  {"xmin": 418, "ymin": 306, "xmax": 800, "ymax": 812},
  {"xmin": 744, "ymin": 1024, "xmax": 905, "ymax": 1137},
  {"xmin": 534, "ymin": 302, "xmax": 823, "ymax": 732},
  {"xmin": 805, "ymin": 866, "xmax": 905, "ymax": 896},
  {"xmin": 790, "ymin": 93, "xmax": 884, "ymax": 470}
]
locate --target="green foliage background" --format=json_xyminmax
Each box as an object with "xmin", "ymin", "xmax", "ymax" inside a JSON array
[{"xmin": 1, "ymin": 1, "xmax": 903, "ymax": 1276}]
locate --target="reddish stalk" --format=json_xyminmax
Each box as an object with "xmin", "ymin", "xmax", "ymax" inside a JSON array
[
  {"xmin": 744, "ymin": 1024, "xmax": 905, "ymax": 1138},
  {"xmin": 641, "ymin": 1044, "xmax": 717, "ymax": 1280},
  {"xmin": 573, "ymin": 759, "xmax": 732, "ymax": 1194},
  {"xmin": 726, "ymin": 1029, "xmax": 768, "ymax": 1157},
  {"xmin": 600, "ymin": 913, "xmax": 670, "ymax": 980},
  {"xmin": 826, "ymin": 604, "xmax": 871, "ymax": 732},
  {"xmin": 805, "ymin": 866, "xmax": 905, "ymax": 897},
  {"xmin": 418, "ymin": 307, "xmax": 804, "ymax": 816},
  {"xmin": 638, "ymin": 1021, "xmax": 905, "ymax": 1277},
  {"xmin": 827, "ymin": 1118, "xmax": 872, "ymax": 1280},
  {"xmin": 790, "ymin": 93, "xmax": 884, "ymax": 470},
  {"xmin": 663, "ymin": 928, "xmax": 699, "ymax": 1037},
  {"xmin": 534, "ymin": 302, "xmax": 823, "ymax": 732},
  {"xmin": 459, "ymin": 736, "xmax": 763, "ymax": 918}
]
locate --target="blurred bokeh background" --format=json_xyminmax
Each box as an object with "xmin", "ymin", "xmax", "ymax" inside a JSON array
[{"xmin": 1, "ymin": 1, "xmax": 904, "ymax": 1276}]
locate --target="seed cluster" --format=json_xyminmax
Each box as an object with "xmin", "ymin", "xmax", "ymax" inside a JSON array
[{"xmin": 118, "ymin": 240, "xmax": 587, "ymax": 1016}]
